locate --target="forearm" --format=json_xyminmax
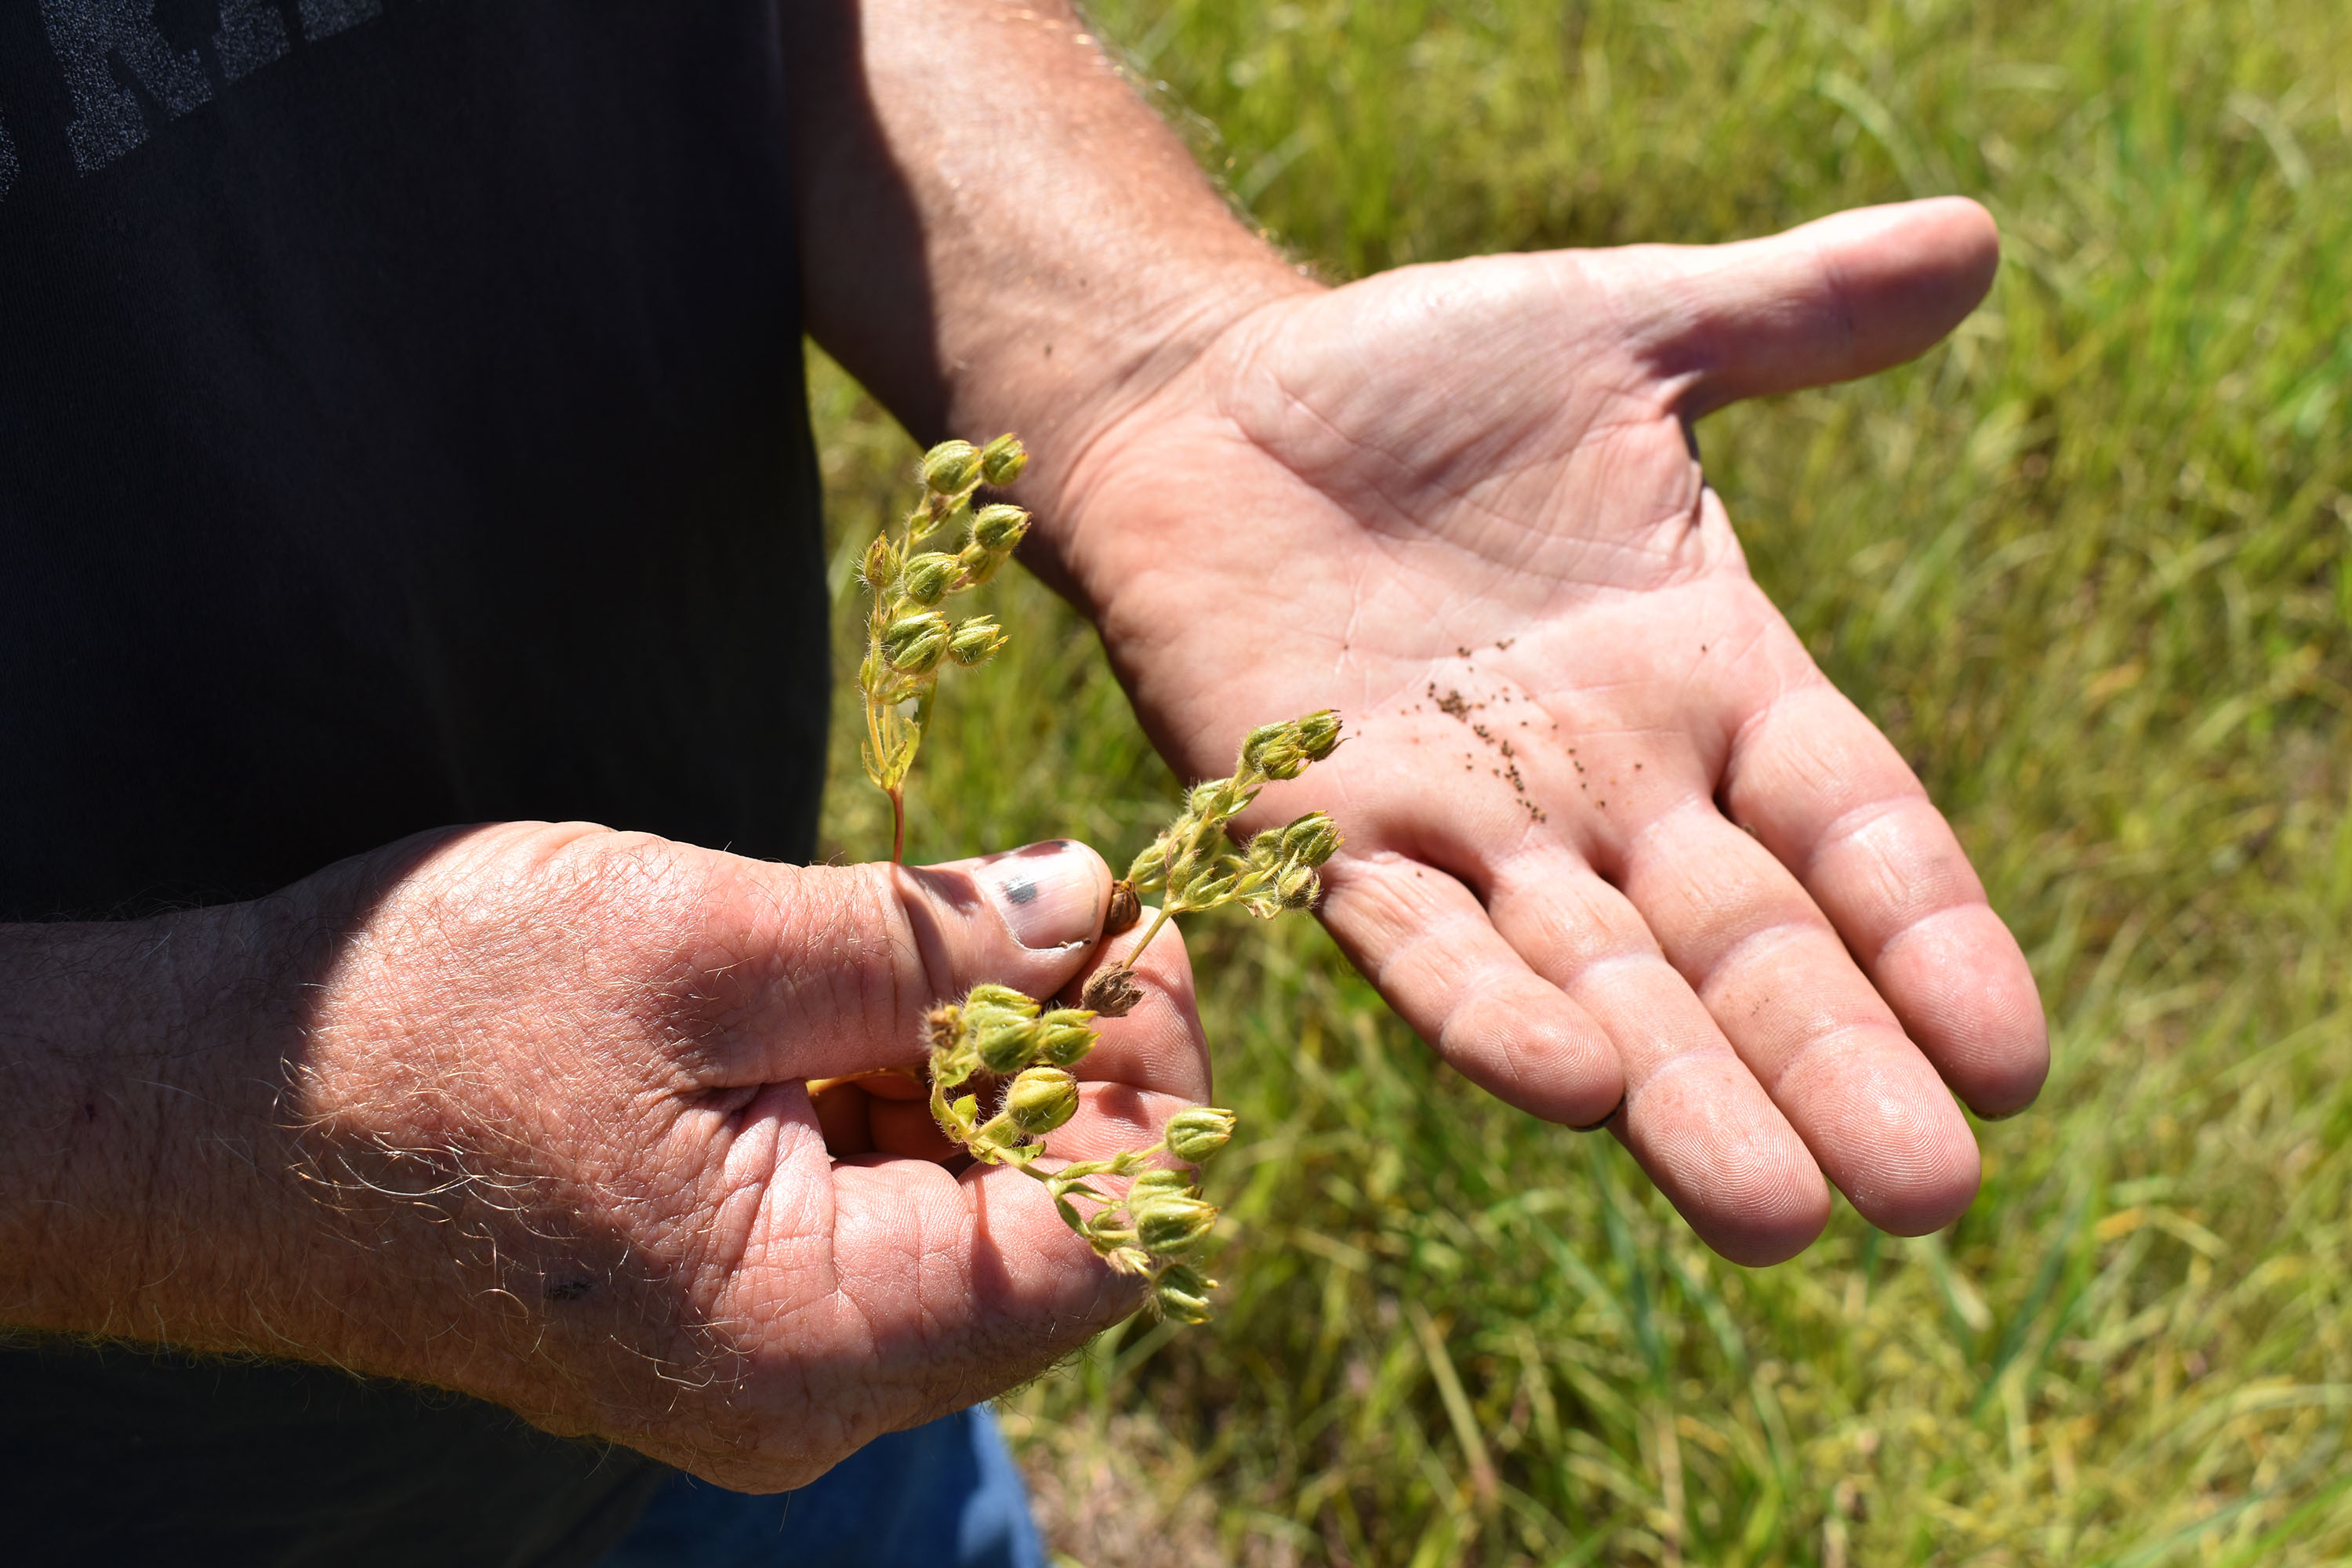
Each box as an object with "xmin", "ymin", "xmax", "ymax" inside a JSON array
[
  {"xmin": 0, "ymin": 865, "xmax": 566, "ymax": 1418},
  {"xmin": 783, "ymin": 0, "xmax": 1314, "ymax": 509},
  {"xmin": 0, "ymin": 894, "xmax": 323, "ymax": 1343}
]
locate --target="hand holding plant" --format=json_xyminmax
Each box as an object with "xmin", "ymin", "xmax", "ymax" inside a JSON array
[{"xmin": 851, "ymin": 437, "xmax": 1345, "ymax": 1322}]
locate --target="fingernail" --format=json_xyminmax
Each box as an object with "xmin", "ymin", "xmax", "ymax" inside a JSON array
[{"xmin": 975, "ymin": 841, "xmax": 1104, "ymax": 951}]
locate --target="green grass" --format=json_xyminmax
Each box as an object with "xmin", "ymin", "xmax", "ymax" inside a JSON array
[{"xmin": 807, "ymin": 0, "xmax": 2352, "ymax": 1561}]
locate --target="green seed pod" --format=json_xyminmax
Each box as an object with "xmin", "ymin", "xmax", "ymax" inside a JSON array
[
  {"xmin": 900, "ymin": 551, "xmax": 960, "ymax": 606},
  {"xmin": 1245, "ymin": 827, "xmax": 1287, "ymax": 870},
  {"xmin": 953, "ymin": 540, "xmax": 1004, "ymax": 588},
  {"xmin": 1294, "ymin": 710, "xmax": 1343, "ymax": 761},
  {"xmin": 1173, "ymin": 866, "xmax": 1239, "ymax": 910},
  {"xmin": 1134, "ymin": 1193, "xmax": 1218, "ymax": 1258},
  {"xmin": 1128, "ymin": 1167, "xmax": 1194, "ymax": 1203},
  {"xmin": 1154, "ymin": 1262, "xmax": 1214, "ymax": 1323},
  {"xmin": 1126, "ymin": 840, "xmax": 1169, "ymax": 894},
  {"xmin": 880, "ymin": 611, "xmax": 951, "ymax": 673},
  {"xmin": 1186, "ymin": 779, "xmax": 1254, "ymax": 822},
  {"xmin": 949, "ymin": 617, "xmax": 1010, "ymax": 667},
  {"xmin": 858, "ymin": 534, "xmax": 900, "ymax": 593},
  {"xmin": 979, "ymin": 433, "xmax": 1029, "ymax": 488},
  {"xmin": 1276, "ymin": 864, "xmax": 1319, "ymax": 910},
  {"xmin": 1033, "ymin": 1009, "xmax": 1100, "ymax": 1068},
  {"xmin": 1165, "ymin": 1107, "xmax": 1237, "ymax": 1163},
  {"xmin": 974, "ymin": 1015, "xmax": 1040, "ymax": 1076},
  {"xmin": 1279, "ymin": 811, "xmax": 1342, "ymax": 868},
  {"xmin": 1242, "ymin": 720, "xmax": 1308, "ymax": 781},
  {"xmin": 1238, "ymin": 720, "xmax": 1290, "ymax": 773},
  {"xmin": 922, "ymin": 440, "xmax": 982, "ymax": 495},
  {"xmin": 971, "ymin": 503, "xmax": 1030, "ymax": 552},
  {"xmin": 963, "ymin": 983, "xmax": 1040, "ymax": 1017},
  {"xmin": 1004, "ymin": 1067, "xmax": 1080, "ymax": 1134}
]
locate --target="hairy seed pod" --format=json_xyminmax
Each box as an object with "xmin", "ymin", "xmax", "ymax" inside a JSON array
[
  {"xmin": 1238, "ymin": 720, "xmax": 1292, "ymax": 776},
  {"xmin": 974, "ymin": 1016, "xmax": 1040, "ymax": 1076},
  {"xmin": 1155, "ymin": 1262, "xmax": 1214, "ymax": 1323},
  {"xmin": 979, "ymin": 433, "xmax": 1029, "ymax": 488},
  {"xmin": 1156, "ymin": 1287, "xmax": 1211, "ymax": 1324},
  {"xmin": 1245, "ymin": 828, "xmax": 1287, "ymax": 870},
  {"xmin": 1127, "ymin": 1168, "xmax": 1194, "ymax": 1204},
  {"xmin": 956, "ymin": 540, "xmax": 1006, "ymax": 585},
  {"xmin": 1294, "ymin": 710, "xmax": 1343, "ymax": 761},
  {"xmin": 1280, "ymin": 811, "xmax": 1342, "ymax": 867},
  {"xmin": 922, "ymin": 440, "xmax": 981, "ymax": 495},
  {"xmin": 880, "ymin": 612, "xmax": 951, "ymax": 673},
  {"xmin": 948, "ymin": 618, "xmax": 1009, "ymax": 666},
  {"xmin": 971, "ymin": 503, "xmax": 1030, "ymax": 552},
  {"xmin": 1033, "ymin": 1009, "xmax": 1101, "ymax": 1068},
  {"xmin": 964, "ymin": 982, "xmax": 1040, "ymax": 1017},
  {"xmin": 859, "ymin": 534, "xmax": 899, "ymax": 593},
  {"xmin": 1250, "ymin": 739, "xmax": 1308, "ymax": 781},
  {"xmin": 1079, "ymin": 963, "xmax": 1144, "ymax": 1018},
  {"xmin": 1134, "ymin": 1194, "xmax": 1218, "ymax": 1258},
  {"xmin": 900, "ymin": 551, "xmax": 960, "ymax": 606},
  {"xmin": 1165, "ymin": 1107, "xmax": 1237, "ymax": 1163},
  {"xmin": 1004, "ymin": 1067, "xmax": 1080, "ymax": 1134},
  {"xmin": 1125, "ymin": 841, "xmax": 1168, "ymax": 895}
]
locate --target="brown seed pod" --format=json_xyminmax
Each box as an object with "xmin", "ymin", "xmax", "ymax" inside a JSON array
[
  {"xmin": 1080, "ymin": 963, "xmax": 1145, "ymax": 1018},
  {"xmin": 1103, "ymin": 879, "xmax": 1143, "ymax": 936}
]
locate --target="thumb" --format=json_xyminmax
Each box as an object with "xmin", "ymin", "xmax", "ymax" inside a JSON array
[
  {"xmin": 894, "ymin": 837, "xmax": 1118, "ymax": 1007},
  {"xmin": 713, "ymin": 839, "xmax": 1115, "ymax": 1085},
  {"xmin": 1612, "ymin": 195, "xmax": 2000, "ymax": 418}
]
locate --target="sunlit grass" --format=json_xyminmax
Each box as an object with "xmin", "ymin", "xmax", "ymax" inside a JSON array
[{"xmin": 811, "ymin": 0, "xmax": 2352, "ymax": 1560}]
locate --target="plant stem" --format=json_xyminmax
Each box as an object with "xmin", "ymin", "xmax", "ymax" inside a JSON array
[
  {"xmin": 1121, "ymin": 904, "xmax": 1178, "ymax": 971},
  {"xmin": 890, "ymin": 785, "xmax": 906, "ymax": 865}
]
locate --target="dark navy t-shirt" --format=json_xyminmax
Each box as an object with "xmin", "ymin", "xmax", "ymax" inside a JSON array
[{"xmin": 0, "ymin": 2, "xmax": 830, "ymax": 1560}]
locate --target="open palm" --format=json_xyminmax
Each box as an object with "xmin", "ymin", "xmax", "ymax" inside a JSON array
[{"xmin": 1053, "ymin": 199, "xmax": 2046, "ymax": 1265}]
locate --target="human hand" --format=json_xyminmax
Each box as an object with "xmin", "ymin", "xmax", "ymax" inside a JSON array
[
  {"xmin": 278, "ymin": 826, "xmax": 1201, "ymax": 1489},
  {"xmin": 1045, "ymin": 198, "xmax": 2045, "ymax": 1265}
]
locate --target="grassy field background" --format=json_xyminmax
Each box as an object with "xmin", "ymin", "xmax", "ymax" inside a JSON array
[{"xmin": 808, "ymin": 1, "xmax": 2352, "ymax": 1562}]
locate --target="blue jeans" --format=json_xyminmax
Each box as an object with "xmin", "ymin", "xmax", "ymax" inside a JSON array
[{"xmin": 597, "ymin": 1406, "xmax": 1047, "ymax": 1568}]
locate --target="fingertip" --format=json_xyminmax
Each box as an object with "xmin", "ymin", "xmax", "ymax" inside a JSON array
[
  {"xmin": 1849, "ymin": 1140, "xmax": 1981, "ymax": 1239},
  {"xmin": 961, "ymin": 839, "xmax": 1115, "ymax": 953},
  {"xmin": 1786, "ymin": 1046, "xmax": 1984, "ymax": 1238},
  {"xmin": 1929, "ymin": 194, "xmax": 2001, "ymax": 301},
  {"xmin": 1875, "ymin": 905, "xmax": 2049, "ymax": 1119},
  {"xmin": 1677, "ymin": 1145, "xmax": 1832, "ymax": 1268},
  {"xmin": 1701, "ymin": 1196, "xmax": 1832, "ymax": 1269},
  {"xmin": 1815, "ymin": 195, "xmax": 2002, "ymax": 352},
  {"xmin": 1621, "ymin": 1053, "xmax": 1832, "ymax": 1267},
  {"xmin": 1674, "ymin": 196, "xmax": 2006, "ymax": 410},
  {"xmin": 1818, "ymin": 195, "xmax": 1998, "ymax": 285},
  {"xmin": 1952, "ymin": 1011, "xmax": 2049, "ymax": 1121}
]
